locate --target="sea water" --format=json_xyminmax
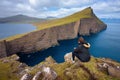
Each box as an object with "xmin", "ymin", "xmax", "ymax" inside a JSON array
[
  {"xmin": 4, "ymin": 19, "xmax": 120, "ymax": 66},
  {"xmin": 0, "ymin": 23, "xmax": 36, "ymax": 39}
]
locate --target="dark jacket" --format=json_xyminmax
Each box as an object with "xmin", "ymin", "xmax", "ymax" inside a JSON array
[{"xmin": 72, "ymin": 42, "xmax": 91, "ymax": 62}]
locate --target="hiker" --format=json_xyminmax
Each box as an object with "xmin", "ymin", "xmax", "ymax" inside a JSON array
[{"xmin": 72, "ymin": 37, "xmax": 91, "ymax": 63}]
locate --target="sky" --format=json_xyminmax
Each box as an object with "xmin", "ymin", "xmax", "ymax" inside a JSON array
[{"xmin": 0, "ymin": 0, "xmax": 120, "ymax": 18}]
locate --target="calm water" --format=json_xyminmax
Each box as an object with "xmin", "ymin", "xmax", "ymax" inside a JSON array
[
  {"xmin": 10, "ymin": 19, "xmax": 120, "ymax": 66},
  {"xmin": 0, "ymin": 23, "xmax": 36, "ymax": 39}
]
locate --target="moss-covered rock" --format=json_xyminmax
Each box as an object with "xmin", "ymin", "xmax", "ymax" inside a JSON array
[{"xmin": 0, "ymin": 54, "xmax": 120, "ymax": 80}]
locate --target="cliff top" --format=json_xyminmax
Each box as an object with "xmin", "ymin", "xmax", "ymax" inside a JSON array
[
  {"xmin": 34, "ymin": 7, "xmax": 104, "ymax": 30},
  {"xmin": 0, "ymin": 55, "xmax": 120, "ymax": 80},
  {"xmin": 1, "ymin": 7, "xmax": 105, "ymax": 41}
]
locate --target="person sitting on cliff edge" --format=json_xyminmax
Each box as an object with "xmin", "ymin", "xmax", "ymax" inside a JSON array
[{"xmin": 72, "ymin": 37, "xmax": 91, "ymax": 63}]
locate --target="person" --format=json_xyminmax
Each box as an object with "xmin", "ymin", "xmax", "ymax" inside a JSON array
[{"xmin": 72, "ymin": 37, "xmax": 91, "ymax": 63}]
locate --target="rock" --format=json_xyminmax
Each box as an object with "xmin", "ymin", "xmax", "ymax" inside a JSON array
[
  {"xmin": 0, "ymin": 40, "xmax": 7, "ymax": 58},
  {"xmin": 19, "ymin": 70, "xmax": 26, "ymax": 76},
  {"xmin": 102, "ymin": 63, "xmax": 109, "ymax": 68},
  {"xmin": 25, "ymin": 68, "xmax": 31, "ymax": 73},
  {"xmin": 97, "ymin": 62, "xmax": 120, "ymax": 78},
  {"xmin": 20, "ymin": 73, "xmax": 32, "ymax": 80},
  {"xmin": 65, "ymin": 71, "xmax": 72, "ymax": 77},
  {"xmin": 64, "ymin": 52, "xmax": 73, "ymax": 63},
  {"xmin": 32, "ymin": 71, "xmax": 42, "ymax": 80},
  {"xmin": 97, "ymin": 63, "xmax": 109, "ymax": 69},
  {"xmin": 79, "ymin": 18, "xmax": 106, "ymax": 35},
  {"xmin": 42, "ymin": 67, "xmax": 57, "ymax": 80},
  {"xmin": 18, "ymin": 63, "xmax": 27, "ymax": 69},
  {"xmin": 10, "ymin": 54, "xmax": 20, "ymax": 61},
  {"xmin": 97, "ymin": 63, "xmax": 109, "ymax": 74},
  {"xmin": 108, "ymin": 66, "xmax": 120, "ymax": 78},
  {"xmin": 0, "ymin": 8, "xmax": 107, "ymax": 58},
  {"xmin": 2, "ymin": 59, "xmax": 9, "ymax": 63},
  {"xmin": 64, "ymin": 52, "xmax": 77, "ymax": 63},
  {"xmin": 117, "ymin": 66, "xmax": 120, "ymax": 69},
  {"xmin": 45, "ymin": 56, "xmax": 56, "ymax": 64}
]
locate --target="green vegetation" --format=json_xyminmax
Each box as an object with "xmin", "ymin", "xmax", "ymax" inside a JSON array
[
  {"xmin": 28, "ymin": 56, "xmax": 120, "ymax": 80},
  {"xmin": 0, "ymin": 56, "xmax": 21, "ymax": 80},
  {"xmin": 34, "ymin": 7, "xmax": 103, "ymax": 30},
  {"xmin": 0, "ymin": 7, "xmax": 104, "ymax": 41},
  {"xmin": 0, "ymin": 55, "xmax": 120, "ymax": 80}
]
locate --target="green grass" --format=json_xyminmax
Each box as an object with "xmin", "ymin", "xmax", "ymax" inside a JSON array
[
  {"xmin": 0, "ymin": 7, "xmax": 104, "ymax": 41},
  {"xmin": 34, "ymin": 7, "xmax": 95, "ymax": 30},
  {"xmin": 0, "ymin": 61, "xmax": 20, "ymax": 80},
  {"xmin": 0, "ymin": 55, "xmax": 120, "ymax": 80}
]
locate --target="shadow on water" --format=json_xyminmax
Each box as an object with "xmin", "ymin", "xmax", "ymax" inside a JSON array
[
  {"xmin": 17, "ymin": 37, "xmax": 79, "ymax": 66},
  {"xmin": 16, "ymin": 20, "xmax": 120, "ymax": 66},
  {"xmin": 17, "ymin": 30, "xmax": 106, "ymax": 66}
]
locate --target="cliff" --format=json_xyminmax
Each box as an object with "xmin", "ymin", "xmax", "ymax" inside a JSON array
[
  {"xmin": 0, "ymin": 54, "xmax": 120, "ymax": 80},
  {"xmin": 0, "ymin": 7, "xmax": 107, "ymax": 58}
]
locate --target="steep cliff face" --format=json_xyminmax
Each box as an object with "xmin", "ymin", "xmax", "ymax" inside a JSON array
[
  {"xmin": 79, "ymin": 18, "xmax": 106, "ymax": 35},
  {"xmin": 0, "ymin": 7, "xmax": 107, "ymax": 58},
  {"xmin": 0, "ymin": 40, "xmax": 7, "ymax": 58}
]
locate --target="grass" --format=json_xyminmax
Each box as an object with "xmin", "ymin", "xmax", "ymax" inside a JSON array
[
  {"xmin": 0, "ymin": 7, "xmax": 104, "ymax": 41},
  {"xmin": 0, "ymin": 55, "xmax": 120, "ymax": 80},
  {"xmin": 34, "ymin": 7, "xmax": 94, "ymax": 30},
  {"xmin": 0, "ymin": 60, "xmax": 20, "ymax": 80},
  {"xmin": 34, "ymin": 7, "xmax": 104, "ymax": 30}
]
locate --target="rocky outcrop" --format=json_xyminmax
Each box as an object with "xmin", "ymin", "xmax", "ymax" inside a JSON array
[
  {"xmin": 97, "ymin": 61, "xmax": 120, "ymax": 78},
  {"xmin": 0, "ymin": 54, "xmax": 120, "ymax": 80},
  {"xmin": 21, "ymin": 66, "xmax": 57, "ymax": 80},
  {"xmin": 20, "ymin": 73, "xmax": 32, "ymax": 80}
]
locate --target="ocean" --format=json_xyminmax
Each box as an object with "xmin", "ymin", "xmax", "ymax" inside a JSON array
[
  {"xmin": 0, "ymin": 23, "xmax": 36, "ymax": 39},
  {"xmin": 0, "ymin": 19, "xmax": 120, "ymax": 66}
]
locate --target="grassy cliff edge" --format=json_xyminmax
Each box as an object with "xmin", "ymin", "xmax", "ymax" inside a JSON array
[{"xmin": 0, "ymin": 7, "xmax": 105, "ymax": 41}]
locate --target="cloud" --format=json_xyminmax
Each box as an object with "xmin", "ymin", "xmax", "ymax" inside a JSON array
[
  {"xmin": 16, "ymin": 3, "xmax": 35, "ymax": 12},
  {"xmin": 29, "ymin": 0, "xmax": 59, "ymax": 9},
  {"xmin": 0, "ymin": 0, "xmax": 120, "ymax": 18},
  {"xmin": 91, "ymin": 0, "xmax": 120, "ymax": 18}
]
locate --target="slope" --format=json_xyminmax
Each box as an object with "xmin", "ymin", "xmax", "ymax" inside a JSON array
[{"xmin": 34, "ymin": 7, "xmax": 104, "ymax": 30}]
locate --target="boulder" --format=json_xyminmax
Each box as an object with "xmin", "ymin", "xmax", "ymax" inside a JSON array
[
  {"xmin": 42, "ymin": 66, "xmax": 57, "ymax": 80},
  {"xmin": 64, "ymin": 52, "xmax": 77, "ymax": 63},
  {"xmin": 20, "ymin": 73, "xmax": 32, "ymax": 80},
  {"xmin": 32, "ymin": 71, "xmax": 42, "ymax": 80},
  {"xmin": 45, "ymin": 56, "xmax": 56, "ymax": 64},
  {"xmin": 108, "ymin": 66, "xmax": 120, "ymax": 78},
  {"xmin": 97, "ymin": 62, "xmax": 120, "ymax": 78}
]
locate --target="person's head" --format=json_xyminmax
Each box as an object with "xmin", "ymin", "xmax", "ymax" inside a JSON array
[{"xmin": 78, "ymin": 37, "xmax": 85, "ymax": 44}]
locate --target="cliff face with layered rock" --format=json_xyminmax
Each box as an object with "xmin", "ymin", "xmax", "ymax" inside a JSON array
[{"xmin": 0, "ymin": 7, "xmax": 107, "ymax": 58}]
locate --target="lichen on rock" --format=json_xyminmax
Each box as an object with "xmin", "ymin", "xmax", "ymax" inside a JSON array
[{"xmin": 0, "ymin": 54, "xmax": 120, "ymax": 80}]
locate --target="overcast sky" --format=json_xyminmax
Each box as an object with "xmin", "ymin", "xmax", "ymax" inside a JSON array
[{"xmin": 0, "ymin": 0, "xmax": 120, "ymax": 18}]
